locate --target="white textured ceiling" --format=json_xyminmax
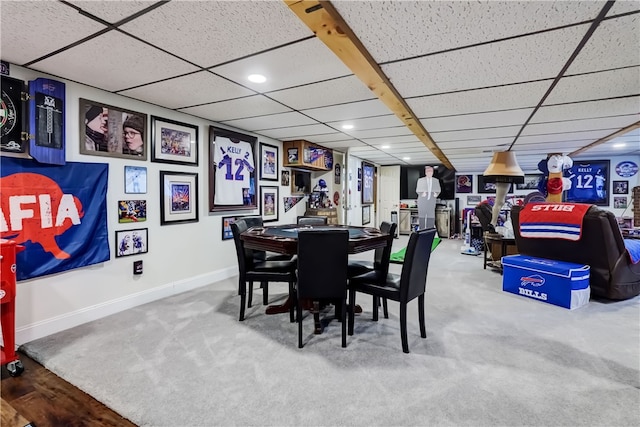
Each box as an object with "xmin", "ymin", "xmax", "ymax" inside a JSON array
[{"xmin": 1, "ymin": 0, "xmax": 638, "ymax": 170}]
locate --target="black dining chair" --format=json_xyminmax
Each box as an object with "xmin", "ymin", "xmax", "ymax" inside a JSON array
[
  {"xmin": 243, "ymin": 215, "xmax": 293, "ymax": 263},
  {"xmin": 348, "ymin": 228, "xmax": 436, "ymax": 353},
  {"xmin": 347, "ymin": 221, "xmax": 397, "ymax": 320},
  {"xmin": 296, "ymin": 229, "xmax": 349, "ymax": 348},
  {"xmin": 231, "ymin": 220, "xmax": 297, "ymax": 322},
  {"xmin": 297, "ymin": 216, "xmax": 328, "ymax": 226}
]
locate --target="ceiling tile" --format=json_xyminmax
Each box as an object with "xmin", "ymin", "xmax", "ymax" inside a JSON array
[
  {"xmin": 68, "ymin": 1, "xmax": 153, "ymax": 24},
  {"xmin": 421, "ymin": 108, "xmax": 534, "ymax": 133},
  {"xmin": 521, "ymin": 115, "xmax": 639, "ymax": 136},
  {"xmin": 516, "ymin": 129, "xmax": 616, "ymax": 144},
  {"xmin": 178, "ymin": 95, "xmax": 290, "ymax": 122},
  {"xmin": 408, "ymin": 81, "xmax": 551, "ymax": 117},
  {"xmin": 360, "ymin": 135, "xmax": 422, "ymax": 145},
  {"xmin": 607, "ymin": 1, "xmax": 640, "ymax": 16},
  {"xmin": 258, "ymin": 124, "xmax": 337, "ymax": 140},
  {"xmin": 431, "ymin": 126, "xmax": 521, "ymax": 143},
  {"xmin": 567, "ymin": 15, "xmax": 640, "ymax": 74},
  {"xmin": 267, "ymin": 75, "xmax": 375, "ymax": 110},
  {"xmin": 321, "ymin": 140, "xmax": 367, "ymax": 149},
  {"xmin": 382, "ymin": 25, "xmax": 587, "ymax": 97},
  {"xmin": 346, "ymin": 127, "xmax": 413, "ymax": 139},
  {"xmin": 224, "ymin": 112, "xmax": 317, "ymax": 132},
  {"xmin": 119, "ymin": 71, "xmax": 255, "ymax": 109},
  {"xmin": 439, "ymin": 137, "xmax": 515, "ymax": 150},
  {"xmin": 295, "ymin": 133, "xmax": 354, "ymax": 144},
  {"xmin": 545, "ymin": 67, "xmax": 640, "ymax": 104},
  {"xmin": 212, "ymin": 38, "xmax": 352, "ymax": 92},
  {"xmin": 30, "ymin": 31, "xmax": 198, "ymax": 92},
  {"xmin": 118, "ymin": 1, "xmax": 311, "ymax": 67},
  {"xmin": 330, "ymin": 115, "xmax": 406, "ymax": 132},
  {"xmin": 532, "ymin": 96, "xmax": 640, "ymax": 123},
  {"xmin": 334, "ymin": 1, "xmax": 603, "ymax": 63},
  {"xmin": 0, "ymin": 1, "xmax": 107, "ymax": 65},
  {"xmin": 302, "ymin": 99, "xmax": 392, "ymax": 122}
]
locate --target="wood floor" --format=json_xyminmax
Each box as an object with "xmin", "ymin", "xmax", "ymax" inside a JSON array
[{"xmin": 1, "ymin": 351, "xmax": 136, "ymax": 427}]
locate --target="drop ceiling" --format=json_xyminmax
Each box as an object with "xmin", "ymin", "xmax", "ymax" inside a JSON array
[{"xmin": 1, "ymin": 0, "xmax": 638, "ymax": 172}]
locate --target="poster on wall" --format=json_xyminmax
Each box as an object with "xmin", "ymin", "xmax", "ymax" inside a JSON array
[
  {"xmin": 0, "ymin": 157, "xmax": 110, "ymax": 280},
  {"xmin": 29, "ymin": 78, "xmax": 66, "ymax": 165},
  {"xmin": 565, "ymin": 160, "xmax": 609, "ymax": 206},
  {"xmin": 1, "ymin": 76, "xmax": 28, "ymax": 155},
  {"xmin": 362, "ymin": 162, "xmax": 375, "ymax": 204}
]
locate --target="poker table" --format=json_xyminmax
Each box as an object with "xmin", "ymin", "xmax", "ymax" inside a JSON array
[{"xmin": 240, "ymin": 224, "xmax": 389, "ymax": 256}]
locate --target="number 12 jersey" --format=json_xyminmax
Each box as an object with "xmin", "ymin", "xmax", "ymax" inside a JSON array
[{"xmin": 213, "ymin": 137, "xmax": 255, "ymax": 205}]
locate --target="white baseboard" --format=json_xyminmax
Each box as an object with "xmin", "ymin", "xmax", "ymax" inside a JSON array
[{"xmin": 14, "ymin": 267, "xmax": 237, "ymax": 345}]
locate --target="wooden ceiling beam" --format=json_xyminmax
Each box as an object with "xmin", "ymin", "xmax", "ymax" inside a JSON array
[
  {"xmin": 569, "ymin": 121, "xmax": 640, "ymax": 157},
  {"xmin": 285, "ymin": 0, "xmax": 454, "ymax": 170}
]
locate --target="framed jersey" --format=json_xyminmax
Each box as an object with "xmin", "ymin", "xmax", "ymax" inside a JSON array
[
  {"xmin": 209, "ymin": 126, "xmax": 258, "ymax": 212},
  {"xmin": 565, "ymin": 159, "xmax": 609, "ymax": 206}
]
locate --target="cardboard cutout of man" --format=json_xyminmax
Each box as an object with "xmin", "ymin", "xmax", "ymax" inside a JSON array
[{"xmin": 416, "ymin": 166, "xmax": 441, "ymax": 229}]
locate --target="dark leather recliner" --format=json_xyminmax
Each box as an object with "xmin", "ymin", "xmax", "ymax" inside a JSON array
[{"xmin": 511, "ymin": 205, "xmax": 640, "ymax": 300}]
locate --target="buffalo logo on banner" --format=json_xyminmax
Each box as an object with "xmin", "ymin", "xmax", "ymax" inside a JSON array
[{"xmin": 1, "ymin": 157, "xmax": 110, "ymax": 280}]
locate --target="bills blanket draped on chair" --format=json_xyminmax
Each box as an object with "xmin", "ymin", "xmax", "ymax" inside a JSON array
[
  {"xmin": 623, "ymin": 239, "xmax": 640, "ymax": 264},
  {"xmin": 519, "ymin": 203, "xmax": 592, "ymax": 241}
]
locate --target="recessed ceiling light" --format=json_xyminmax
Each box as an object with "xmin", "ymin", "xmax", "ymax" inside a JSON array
[
  {"xmin": 247, "ymin": 74, "xmax": 267, "ymax": 83},
  {"xmin": 612, "ymin": 143, "xmax": 626, "ymax": 148},
  {"xmin": 342, "ymin": 124, "xmax": 354, "ymax": 130},
  {"xmin": 381, "ymin": 145, "xmax": 390, "ymax": 149},
  {"xmin": 403, "ymin": 156, "xmax": 411, "ymax": 160}
]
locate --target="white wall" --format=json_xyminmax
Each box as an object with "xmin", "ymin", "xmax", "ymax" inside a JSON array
[{"xmin": 6, "ymin": 65, "xmax": 307, "ymax": 344}]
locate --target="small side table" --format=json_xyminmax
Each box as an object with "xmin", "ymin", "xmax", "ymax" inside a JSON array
[{"xmin": 483, "ymin": 233, "xmax": 517, "ymax": 274}]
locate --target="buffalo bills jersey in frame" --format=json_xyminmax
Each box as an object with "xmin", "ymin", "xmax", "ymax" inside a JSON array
[
  {"xmin": 565, "ymin": 160, "xmax": 609, "ymax": 206},
  {"xmin": 209, "ymin": 126, "xmax": 257, "ymax": 212}
]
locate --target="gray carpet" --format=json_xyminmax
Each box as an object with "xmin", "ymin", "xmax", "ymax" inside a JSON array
[{"xmin": 21, "ymin": 237, "xmax": 640, "ymax": 427}]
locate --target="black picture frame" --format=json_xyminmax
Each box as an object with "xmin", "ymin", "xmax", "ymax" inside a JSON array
[
  {"xmin": 613, "ymin": 180, "xmax": 629, "ymax": 194},
  {"xmin": 516, "ymin": 174, "xmax": 543, "ymax": 190},
  {"xmin": 160, "ymin": 171, "xmax": 199, "ymax": 225},
  {"xmin": 115, "ymin": 228, "xmax": 148, "ymax": 258},
  {"xmin": 281, "ymin": 169, "xmax": 290, "ymax": 186},
  {"xmin": 79, "ymin": 98, "xmax": 147, "ymax": 160},
  {"xmin": 259, "ymin": 142, "xmax": 279, "ymax": 181},
  {"xmin": 221, "ymin": 215, "xmax": 244, "ymax": 241},
  {"xmin": 151, "ymin": 115, "xmax": 198, "ymax": 166},
  {"xmin": 260, "ymin": 186, "xmax": 279, "ymax": 222},
  {"xmin": 477, "ymin": 175, "xmax": 513, "ymax": 194},
  {"xmin": 0, "ymin": 76, "xmax": 28, "ymax": 155},
  {"xmin": 362, "ymin": 205, "xmax": 371, "ymax": 225},
  {"xmin": 362, "ymin": 162, "xmax": 375, "ymax": 204},
  {"xmin": 565, "ymin": 159, "xmax": 610, "ymax": 206},
  {"xmin": 209, "ymin": 126, "xmax": 257, "ymax": 212}
]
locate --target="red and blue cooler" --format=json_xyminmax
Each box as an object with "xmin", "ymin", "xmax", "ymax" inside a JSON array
[
  {"xmin": 502, "ymin": 254, "xmax": 590, "ymax": 310},
  {"xmin": 1, "ymin": 239, "xmax": 25, "ymax": 376}
]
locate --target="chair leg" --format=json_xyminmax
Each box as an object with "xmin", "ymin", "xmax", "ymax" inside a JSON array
[
  {"xmin": 348, "ymin": 289, "xmax": 356, "ymax": 336},
  {"xmin": 400, "ymin": 302, "xmax": 409, "ymax": 353},
  {"xmin": 372, "ymin": 296, "xmax": 379, "ymax": 321},
  {"xmin": 248, "ymin": 282, "xmax": 253, "ymax": 308},
  {"xmin": 382, "ymin": 298, "xmax": 389, "ymax": 319},
  {"xmin": 297, "ymin": 299, "xmax": 304, "ymax": 348},
  {"xmin": 262, "ymin": 281, "xmax": 269, "ymax": 305},
  {"xmin": 239, "ymin": 281, "xmax": 247, "ymax": 321},
  {"xmin": 341, "ymin": 297, "xmax": 347, "ymax": 348},
  {"xmin": 289, "ymin": 281, "xmax": 296, "ymax": 323},
  {"xmin": 313, "ymin": 301, "xmax": 321, "ymax": 334},
  {"xmin": 418, "ymin": 294, "xmax": 427, "ymax": 338}
]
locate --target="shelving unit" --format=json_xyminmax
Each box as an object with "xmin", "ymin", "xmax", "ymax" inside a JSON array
[{"xmin": 399, "ymin": 208, "xmax": 419, "ymax": 234}]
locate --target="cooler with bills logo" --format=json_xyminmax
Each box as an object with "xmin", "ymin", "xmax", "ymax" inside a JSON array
[{"xmin": 502, "ymin": 254, "xmax": 590, "ymax": 310}]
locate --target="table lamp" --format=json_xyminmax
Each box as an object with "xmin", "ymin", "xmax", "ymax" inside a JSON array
[{"xmin": 483, "ymin": 151, "xmax": 525, "ymax": 229}]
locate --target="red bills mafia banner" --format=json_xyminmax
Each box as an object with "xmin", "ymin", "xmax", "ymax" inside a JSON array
[{"xmin": 1, "ymin": 157, "xmax": 109, "ymax": 280}]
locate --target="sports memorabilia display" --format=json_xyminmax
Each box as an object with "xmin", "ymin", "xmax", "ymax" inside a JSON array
[
  {"xmin": 29, "ymin": 77, "xmax": 65, "ymax": 165},
  {"xmin": 565, "ymin": 160, "xmax": 609, "ymax": 206},
  {"xmin": 1, "ymin": 76, "xmax": 27, "ymax": 154}
]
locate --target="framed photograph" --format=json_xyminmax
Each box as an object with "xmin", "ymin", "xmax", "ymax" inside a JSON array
[
  {"xmin": 467, "ymin": 195, "xmax": 481, "ymax": 206},
  {"xmin": 613, "ymin": 180, "xmax": 629, "ymax": 194},
  {"xmin": 151, "ymin": 116, "xmax": 198, "ymax": 166},
  {"xmin": 79, "ymin": 98, "xmax": 147, "ymax": 160},
  {"xmin": 357, "ymin": 180, "xmax": 362, "ymax": 191},
  {"xmin": 362, "ymin": 205, "xmax": 371, "ymax": 225},
  {"xmin": 209, "ymin": 126, "xmax": 257, "ymax": 212},
  {"xmin": 614, "ymin": 196, "xmax": 628, "ymax": 209},
  {"xmin": 288, "ymin": 147, "xmax": 299, "ymax": 164},
  {"xmin": 476, "ymin": 175, "xmax": 513, "ymax": 194},
  {"xmin": 160, "ymin": 171, "xmax": 199, "ymax": 225},
  {"xmin": 516, "ymin": 174, "xmax": 543, "ymax": 190},
  {"xmin": 456, "ymin": 175, "xmax": 473, "ymax": 193},
  {"xmin": 334, "ymin": 163, "xmax": 341, "ymax": 184},
  {"xmin": 118, "ymin": 200, "xmax": 147, "ymax": 223},
  {"xmin": 125, "ymin": 166, "xmax": 147, "ymax": 194},
  {"xmin": 281, "ymin": 169, "xmax": 290, "ymax": 186},
  {"xmin": 565, "ymin": 160, "xmax": 610, "ymax": 206},
  {"xmin": 362, "ymin": 162, "xmax": 375, "ymax": 204},
  {"xmin": 259, "ymin": 143, "xmax": 279, "ymax": 181},
  {"xmin": 617, "ymin": 217, "xmax": 633, "ymax": 229},
  {"xmin": 260, "ymin": 186, "xmax": 279, "ymax": 222},
  {"xmin": 115, "ymin": 228, "xmax": 148, "ymax": 258},
  {"xmin": 221, "ymin": 215, "xmax": 244, "ymax": 241}
]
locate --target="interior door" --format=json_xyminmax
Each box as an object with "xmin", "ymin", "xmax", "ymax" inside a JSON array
[{"xmin": 380, "ymin": 165, "xmax": 401, "ymax": 227}]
